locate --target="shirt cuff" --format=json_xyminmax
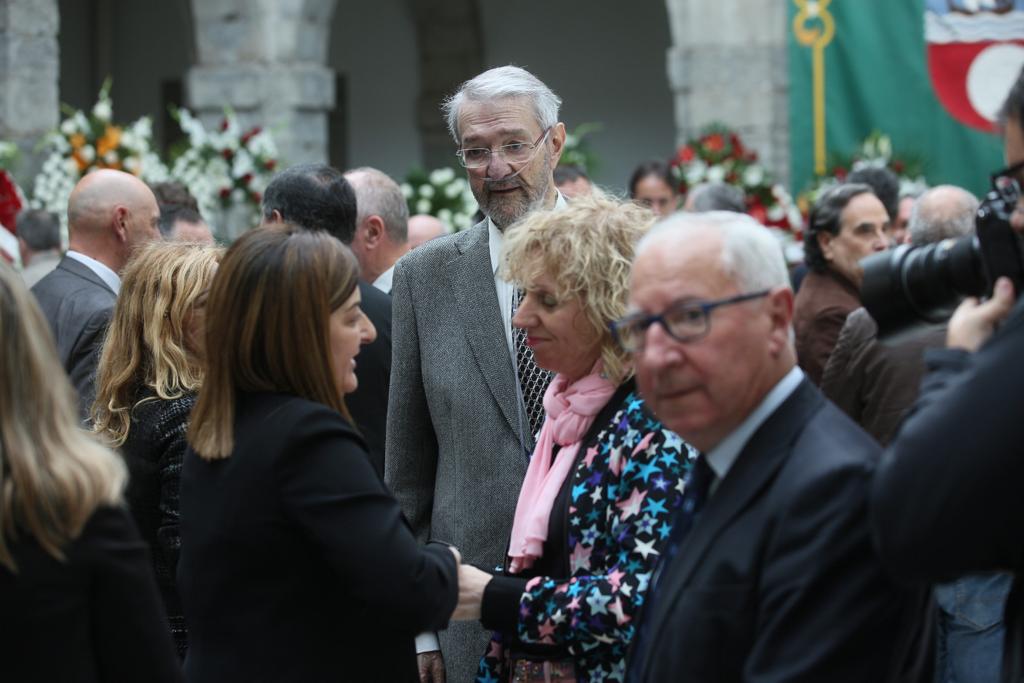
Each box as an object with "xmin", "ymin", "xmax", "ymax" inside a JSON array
[
  {"xmin": 480, "ymin": 574, "xmax": 530, "ymax": 633},
  {"xmin": 415, "ymin": 632, "xmax": 440, "ymax": 654}
]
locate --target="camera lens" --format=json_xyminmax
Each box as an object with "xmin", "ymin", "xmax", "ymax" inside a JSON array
[{"xmin": 861, "ymin": 236, "xmax": 986, "ymax": 336}]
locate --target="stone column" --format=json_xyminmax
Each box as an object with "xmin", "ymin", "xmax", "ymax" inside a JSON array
[
  {"xmin": 0, "ymin": 0, "xmax": 60, "ymax": 188},
  {"xmin": 187, "ymin": 0, "xmax": 338, "ymax": 166},
  {"xmin": 664, "ymin": 0, "xmax": 790, "ymax": 185},
  {"xmin": 411, "ymin": 0, "xmax": 484, "ymax": 170}
]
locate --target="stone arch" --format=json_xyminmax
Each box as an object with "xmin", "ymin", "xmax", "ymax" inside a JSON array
[{"xmin": 188, "ymin": 0, "xmax": 338, "ymax": 165}]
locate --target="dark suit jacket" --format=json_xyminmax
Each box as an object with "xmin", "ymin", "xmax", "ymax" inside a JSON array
[
  {"xmin": 348, "ymin": 280, "xmax": 391, "ymax": 477},
  {"xmin": 178, "ymin": 392, "xmax": 457, "ymax": 683},
  {"xmin": 821, "ymin": 307, "xmax": 947, "ymax": 445},
  {"xmin": 31, "ymin": 255, "xmax": 117, "ymax": 418},
  {"xmin": 629, "ymin": 379, "xmax": 928, "ymax": 683},
  {"xmin": 0, "ymin": 506, "xmax": 183, "ymax": 682},
  {"xmin": 793, "ymin": 268, "xmax": 861, "ymax": 385},
  {"xmin": 871, "ymin": 298, "xmax": 1024, "ymax": 680}
]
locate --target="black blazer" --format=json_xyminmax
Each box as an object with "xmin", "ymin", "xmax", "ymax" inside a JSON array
[
  {"xmin": 122, "ymin": 390, "xmax": 195, "ymax": 657},
  {"xmin": 178, "ymin": 392, "xmax": 457, "ymax": 683},
  {"xmin": 31, "ymin": 255, "xmax": 117, "ymax": 418},
  {"xmin": 348, "ymin": 280, "xmax": 391, "ymax": 476},
  {"xmin": 871, "ymin": 298, "xmax": 1024, "ymax": 680},
  {"xmin": 628, "ymin": 379, "xmax": 929, "ymax": 683},
  {"xmin": 0, "ymin": 506, "xmax": 183, "ymax": 682}
]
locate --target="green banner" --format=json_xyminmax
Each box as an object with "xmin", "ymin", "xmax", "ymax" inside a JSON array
[{"xmin": 788, "ymin": 0, "xmax": 1005, "ymax": 198}]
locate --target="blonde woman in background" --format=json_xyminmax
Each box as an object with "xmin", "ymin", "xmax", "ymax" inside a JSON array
[
  {"xmin": 0, "ymin": 260, "xmax": 181, "ymax": 682},
  {"xmin": 92, "ymin": 241, "xmax": 222, "ymax": 658}
]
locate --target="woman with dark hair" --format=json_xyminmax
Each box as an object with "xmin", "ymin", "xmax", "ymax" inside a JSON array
[
  {"xmin": 179, "ymin": 225, "xmax": 459, "ymax": 683},
  {"xmin": 92, "ymin": 241, "xmax": 222, "ymax": 657},
  {"xmin": 0, "ymin": 261, "xmax": 181, "ymax": 682},
  {"xmin": 628, "ymin": 160, "xmax": 679, "ymax": 217}
]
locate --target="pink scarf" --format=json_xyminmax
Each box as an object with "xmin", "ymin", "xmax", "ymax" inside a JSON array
[{"xmin": 507, "ymin": 365, "xmax": 616, "ymax": 574}]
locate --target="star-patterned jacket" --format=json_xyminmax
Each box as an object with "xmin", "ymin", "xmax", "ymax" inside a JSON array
[{"xmin": 476, "ymin": 384, "xmax": 697, "ymax": 683}]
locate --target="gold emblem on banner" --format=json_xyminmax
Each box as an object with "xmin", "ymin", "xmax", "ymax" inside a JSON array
[{"xmin": 793, "ymin": 0, "xmax": 836, "ymax": 176}]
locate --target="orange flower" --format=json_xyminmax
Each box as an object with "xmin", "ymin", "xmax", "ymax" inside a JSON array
[
  {"xmin": 69, "ymin": 133, "xmax": 86, "ymax": 150},
  {"xmin": 96, "ymin": 125, "xmax": 122, "ymax": 157},
  {"xmin": 71, "ymin": 151, "xmax": 88, "ymax": 171}
]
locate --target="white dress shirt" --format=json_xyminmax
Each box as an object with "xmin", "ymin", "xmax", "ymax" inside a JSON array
[
  {"xmin": 66, "ymin": 250, "xmax": 121, "ymax": 294},
  {"xmin": 372, "ymin": 265, "xmax": 395, "ymax": 294},
  {"xmin": 489, "ymin": 192, "xmax": 569, "ymax": 360},
  {"xmin": 705, "ymin": 366, "xmax": 804, "ymax": 494}
]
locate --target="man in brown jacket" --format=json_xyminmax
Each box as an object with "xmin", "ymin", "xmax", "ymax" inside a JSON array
[
  {"xmin": 821, "ymin": 184, "xmax": 977, "ymax": 443},
  {"xmin": 794, "ymin": 183, "xmax": 890, "ymax": 384}
]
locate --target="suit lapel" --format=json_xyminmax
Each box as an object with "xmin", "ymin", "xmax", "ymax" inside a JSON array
[
  {"xmin": 646, "ymin": 380, "xmax": 824, "ymax": 634},
  {"xmin": 445, "ymin": 222, "xmax": 530, "ymax": 451},
  {"xmin": 57, "ymin": 255, "xmax": 116, "ymax": 295}
]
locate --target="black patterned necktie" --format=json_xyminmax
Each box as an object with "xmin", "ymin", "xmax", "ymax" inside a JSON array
[
  {"xmin": 511, "ymin": 287, "xmax": 552, "ymax": 439},
  {"xmin": 653, "ymin": 454, "xmax": 715, "ymax": 586},
  {"xmin": 628, "ymin": 454, "xmax": 715, "ymax": 679}
]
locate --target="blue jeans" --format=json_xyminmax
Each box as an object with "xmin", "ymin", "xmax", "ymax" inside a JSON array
[{"xmin": 935, "ymin": 573, "xmax": 1013, "ymax": 683}]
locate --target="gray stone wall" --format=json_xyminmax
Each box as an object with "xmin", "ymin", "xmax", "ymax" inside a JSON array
[
  {"xmin": 187, "ymin": 0, "xmax": 338, "ymax": 167},
  {"xmin": 664, "ymin": 0, "xmax": 790, "ymax": 185},
  {"xmin": 0, "ymin": 0, "xmax": 60, "ymax": 187}
]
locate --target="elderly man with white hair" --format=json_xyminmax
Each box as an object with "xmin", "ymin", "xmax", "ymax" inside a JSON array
[
  {"xmin": 385, "ymin": 65, "xmax": 567, "ymax": 682},
  {"xmin": 619, "ymin": 212, "xmax": 929, "ymax": 682}
]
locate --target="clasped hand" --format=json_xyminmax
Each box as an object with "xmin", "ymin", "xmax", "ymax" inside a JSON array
[{"xmin": 452, "ymin": 562, "xmax": 493, "ymax": 621}]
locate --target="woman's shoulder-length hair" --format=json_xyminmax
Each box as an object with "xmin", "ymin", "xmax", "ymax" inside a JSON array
[
  {"xmin": 501, "ymin": 190, "xmax": 656, "ymax": 384},
  {"xmin": 188, "ymin": 224, "xmax": 359, "ymax": 460},
  {"xmin": 92, "ymin": 241, "xmax": 223, "ymax": 446},
  {"xmin": 0, "ymin": 261, "xmax": 125, "ymax": 573}
]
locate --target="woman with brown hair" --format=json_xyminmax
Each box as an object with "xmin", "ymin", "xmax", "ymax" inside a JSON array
[
  {"xmin": 179, "ymin": 225, "xmax": 459, "ymax": 683},
  {"xmin": 92, "ymin": 241, "xmax": 222, "ymax": 657},
  {"xmin": 0, "ymin": 261, "xmax": 181, "ymax": 682}
]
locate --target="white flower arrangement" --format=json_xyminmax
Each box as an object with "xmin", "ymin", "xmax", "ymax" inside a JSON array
[
  {"xmin": 401, "ymin": 167, "xmax": 478, "ymax": 233},
  {"xmin": 168, "ymin": 107, "xmax": 280, "ymax": 229}
]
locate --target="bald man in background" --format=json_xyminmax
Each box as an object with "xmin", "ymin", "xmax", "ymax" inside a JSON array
[
  {"xmin": 406, "ymin": 214, "xmax": 447, "ymax": 249},
  {"xmin": 32, "ymin": 169, "xmax": 161, "ymax": 418}
]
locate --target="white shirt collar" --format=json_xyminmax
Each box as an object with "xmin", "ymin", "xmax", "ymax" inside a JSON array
[
  {"xmin": 488, "ymin": 191, "xmax": 568, "ymax": 277},
  {"xmin": 66, "ymin": 250, "xmax": 121, "ymax": 295},
  {"xmin": 705, "ymin": 366, "xmax": 804, "ymax": 482},
  {"xmin": 372, "ymin": 265, "xmax": 395, "ymax": 294}
]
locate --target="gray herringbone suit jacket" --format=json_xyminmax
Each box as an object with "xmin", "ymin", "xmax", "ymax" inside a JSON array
[
  {"xmin": 385, "ymin": 220, "xmax": 533, "ymax": 682},
  {"xmin": 31, "ymin": 256, "xmax": 117, "ymax": 419}
]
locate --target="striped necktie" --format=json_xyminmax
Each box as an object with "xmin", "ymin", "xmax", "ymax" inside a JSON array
[{"xmin": 511, "ymin": 287, "xmax": 552, "ymax": 439}]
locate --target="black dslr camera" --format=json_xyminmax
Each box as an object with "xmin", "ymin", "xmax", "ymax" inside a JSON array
[{"xmin": 860, "ymin": 174, "xmax": 1024, "ymax": 336}]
